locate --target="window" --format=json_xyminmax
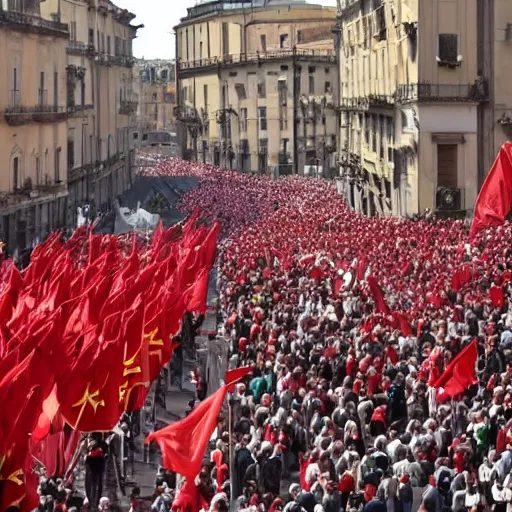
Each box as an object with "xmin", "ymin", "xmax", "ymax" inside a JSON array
[
  {"xmin": 437, "ymin": 144, "xmax": 458, "ymax": 188},
  {"xmin": 309, "ymin": 75, "xmax": 315, "ymax": 95},
  {"xmin": 235, "ymin": 83, "xmax": 247, "ymax": 100},
  {"xmin": 240, "ymin": 140, "xmax": 250, "ymax": 171},
  {"xmin": 239, "ymin": 108, "xmax": 248, "ymax": 132},
  {"xmin": 36, "ymin": 156, "xmax": 41, "ymax": 185},
  {"xmin": 55, "ymin": 147, "xmax": 61, "ymax": 182},
  {"xmin": 257, "ymin": 81, "xmax": 266, "ymax": 98},
  {"xmin": 438, "ymin": 34, "xmax": 458, "ymax": 64},
  {"xmin": 81, "ymin": 79, "xmax": 85, "ymax": 106},
  {"xmin": 12, "ymin": 157, "xmax": 19, "ymax": 191},
  {"xmin": 260, "ymin": 34, "xmax": 267, "ymax": 52},
  {"xmin": 107, "ymin": 36, "xmax": 111, "ymax": 55},
  {"xmin": 280, "ymin": 34, "xmax": 289, "ymax": 48},
  {"xmin": 297, "ymin": 30, "xmax": 303, "ymax": 43},
  {"xmin": 280, "ymin": 107, "xmax": 288, "ymax": 130},
  {"xmin": 200, "ymin": 41, "xmax": 203, "ymax": 60},
  {"xmin": 258, "ymin": 139, "xmax": 268, "ymax": 173},
  {"xmin": 325, "ymin": 81, "xmax": 332, "ymax": 93},
  {"xmin": 12, "ymin": 68, "xmax": 19, "ymax": 106},
  {"xmin": 259, "ymin": 107, "xmax": 267, "ymax": 131},
  {"xmin": 278, "ymin": 80, "xmax": 287, "ymax": 106},
  {"xmin": 54, "ymin": 72, "xmax": 58, "ymax": 107},
  {"xmin": 88, "ymin": 28, "xmax": 94, "ymax": 46},
  {"xmin": 69, "ymin": 21, "xmax": 77, "ymax": 41},
  {"xmin": 68, "ymin": 138, "xmax": 75, "ymax": 170},
  {"xmin": 203, "ymin": 85, "xmax": 208, "ymax": 110},
  {"xmin": 39, "ymin": 72, "xmax": 45, "ymax": 105},
  {"xmin": 152, "ymin": 93, "xmax": 157, "ymax": 102}
]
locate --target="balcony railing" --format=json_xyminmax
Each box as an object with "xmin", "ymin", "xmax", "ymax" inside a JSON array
[
  {"xmin": 109, "ymin": 54, "xmax": 135, "ymax": 68},
  {"xmin": 178, "ymin": 49, "xmax": 336, "ymax": 72},
  {"xmin": 119, "ymin": 100, "xmax": 138, "ymax": 115},
  {"xmin": 67, "ymin": 104, "xmax": 94, "ymax": 117},
  {"xmin": 94, "ymin": 53, "xmax": 134, "ymax": 68},
  {"xmin": 5, "ymin": 104, "xmax": 68, "ymax": 126},
  {"xmin": 67, "ymin": 40, "xmax": 95, "ymax": 56},
  {"xmin": 395, "ymin": 81, "xmax": 489, "ymax": 104},
  {"xmin": 0, "ymin": 9, "xmax": 68, "ymax": 37}
]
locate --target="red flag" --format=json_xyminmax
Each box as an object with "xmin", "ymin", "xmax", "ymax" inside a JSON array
[
  {"xmin": 490, "ymin": 285, "xmax": 505, "ymax": 308},
  {"xmin": 432, "ymin": 339, "xmax": 478, "ymax": 397},
  {"xmin": 367, "ymin": 276, "xmax": 390, "ymax": 315},
  {"xmin": 470, "ymin": 142, "xmax": 512, "ymax": 239},
  {"xmin": 171, "ymin": 477, "xmax": 209, "ymax": 512},
  {"xmin": 146, "ymin": 383, "xmax": 228, "ymax": 479},
  {"xmin": 225, "ymin": 366, "xmax": 253, "ymax": 391},
  {"xmin": 186, "ymin": 269, "xmax": 210, "ymax": 314}
]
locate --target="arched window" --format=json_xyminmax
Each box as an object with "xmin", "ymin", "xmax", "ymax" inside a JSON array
[{"xmin": 10, "ymin": 145, "xmax": 22, "ymax": 191}]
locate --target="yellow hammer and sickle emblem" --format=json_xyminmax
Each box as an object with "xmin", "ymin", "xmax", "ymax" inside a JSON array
[
  {"xmin": 71, "ymin": 383, "xmax": 105, "ymax": 428},
  {"xmin": 119, "ymin": 381, "xmax": 129, "ymax": 403},
  {"xmin": 7, "ymin": 469, "xmax": 23, "ymax": 485},
  {"xmin": 144, "ymin": 328, "xmax": 163, "ymax": 346}
]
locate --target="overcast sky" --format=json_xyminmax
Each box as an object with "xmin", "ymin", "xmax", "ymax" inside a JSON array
[{"xmin": 114, "ymin": 0, "xmax": 337, "ymax": 60}]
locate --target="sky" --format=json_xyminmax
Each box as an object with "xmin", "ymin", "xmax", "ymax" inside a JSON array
[{"xmin": 114, "ymin": 0, "xmax": 337, "ymax": 60}]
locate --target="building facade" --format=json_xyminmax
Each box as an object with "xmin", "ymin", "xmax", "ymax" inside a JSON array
[
  {"xmin": 175, "ymin": 0, "xmax": 338, "ymax": 176},
  {"xmin": 0, "ymin": 0, "xmax": 70, "ymax": 254},
  {"xmin": 336, "ymin": 0, "xmax": 509, "ymax": 218},
  {"xmin": 0, "ymin": 0, "xmax": 141, "ymax": 255},
  {"xmin": 40, "ymin": 0, "xmax": 141, "ymax": 225},
  {"xmin": 133, "ymin": 58, "xmax": 176, "ymax": 133}
]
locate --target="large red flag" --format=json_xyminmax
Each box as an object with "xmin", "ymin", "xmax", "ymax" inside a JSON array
[
  {"xmin": 146, "ymin": 367, "xmax": 252, "ymax": 479},
  {"xmin": 367, "ymin": 276, "xmax": 390, "ymax": 315},
  {"xmin": 186, "ymin": 269, "xmax": 210, "ymax": 314},
  {"xmin": 146, "ymin": 382, "xmax": 227, "ymax": 479},
  {"xmin": 470, "ymin": 142, "xmax": 512, "ymax": 239},
  {"xmin": 432, "ymin": 339, "xmax": 478, "ymax": 397}
]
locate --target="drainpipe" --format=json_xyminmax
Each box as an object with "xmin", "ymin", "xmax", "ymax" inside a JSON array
[{"xmin": 293, "ymin": 46, "xmax": 299, "ymax": 174}]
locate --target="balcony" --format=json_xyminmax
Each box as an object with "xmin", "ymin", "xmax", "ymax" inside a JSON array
[
  {"xmin": 5, "ymin": 91, "xmax": 68, "ymax": 125},
  {"xmin": 110, "ymin": 54, "xmax": 135, "ymax": 68},
  {"xmin": 177, "ymin": 49, "xmax": 336, "ymax": 76},
  {"xmin": 0, "ymin": 9, "xmax": 68, "ymax": 38},
  {"xmin": 0, "ymin": 182, "xmax": 66, "ymax": 210},
  {"xmin": 119, "ymin": 100, "xmax": 138, "ymax": 115},
  {"xmin": 338, "ymin": 97, "xmax": 370, "ymax": 112},
  {"xmin": 67, "ymin": 104, "xmax": 94, "ymax": 117},
  {"xmin": 67, "ymin": 40, "xmax": 95, "ymax": 56},
  {"xmin": 395, "ymin": 81, "xmax": 489, "ymax": 104}
]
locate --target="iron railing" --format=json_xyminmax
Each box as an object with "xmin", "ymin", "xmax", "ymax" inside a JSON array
[
  {"xmin": 178, "ymin": 49, "xmax": 336, "ymax": 71},
  {"xmin": 0, "ymin": 10, "xmax": 68, "ymax": 37},
  {"xmin": 67, "ymin": 40, "xmax": 95, "ymax": 56},
  {"xmin": 395, "ymin": 82, "xmax": 488, "ymax": 103}
]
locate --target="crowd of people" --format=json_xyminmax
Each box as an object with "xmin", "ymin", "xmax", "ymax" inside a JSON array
[{"xmin": 138, "ymin": 159, "xmax": 512, "ymax": 512}]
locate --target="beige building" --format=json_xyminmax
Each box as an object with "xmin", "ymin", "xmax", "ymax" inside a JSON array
[
  {"xmin": 40, "ymin": 0, "xmax": 141, "ymax": 224},
  {"xmin": 336, "ymin": 0, "xmax": 510, "ymax": 218},
  {"xmin": 0, "ymin": 0, "xmax": 141, "ymax": 255},
  {"xmin": 0, "ymin": 0, "xmax": 69, "ymax": 254},
  {"xmin": 175, "ymin": 0, "xmax": 338, "ymax": 176},
  {"xmin": 133, "ymin": 58, "xmax": 176, "ymax": 133}
]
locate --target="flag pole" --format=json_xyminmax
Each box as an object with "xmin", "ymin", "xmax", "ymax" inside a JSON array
[{"xmin": 228, "ymin": 394, "xmax": 235, "ymax": 511}]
